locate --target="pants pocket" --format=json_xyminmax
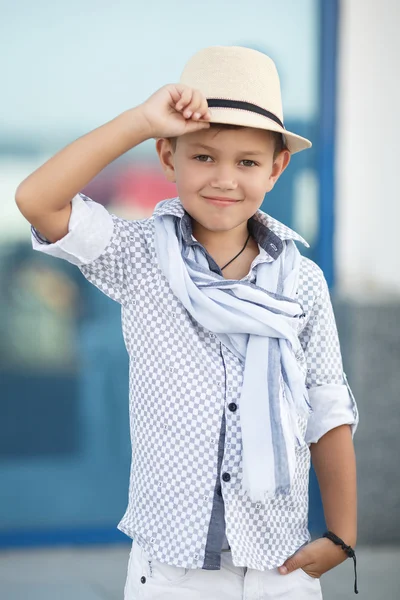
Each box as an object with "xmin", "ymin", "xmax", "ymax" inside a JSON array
[
  {"xmin": 148, "ymin": 557, "xmax": 192, "ymax": 586},
  {"xmin": 246, "ymin": 567, "xmax": 322, "ymax": 600},
  {"xmin": 125, "ymin": 539, "xmax": 194, "ymax": 600}
]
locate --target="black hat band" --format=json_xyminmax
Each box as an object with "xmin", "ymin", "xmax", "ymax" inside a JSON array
[{"xmin": 206, "ymin": 98, "xmax": 284, "ymax": 129}]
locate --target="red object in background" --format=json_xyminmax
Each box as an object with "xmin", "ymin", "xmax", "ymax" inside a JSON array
[
  {"xmin": 81, "ymin": 167, "xmax": 116, "ymax": 207},
  {"xmin": 115, "ymin": 164, "xmax": 178, "ymax": 212}
]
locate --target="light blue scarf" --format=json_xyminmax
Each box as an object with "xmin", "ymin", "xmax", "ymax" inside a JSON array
[{"xmin": 154, "ymin": 203, "xmax": 311, "ymax": 502}]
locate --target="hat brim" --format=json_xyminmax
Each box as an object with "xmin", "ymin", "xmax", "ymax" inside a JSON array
[{"xmin": 207, "ymin": 107, "xmax": 312, "ymax": 154}]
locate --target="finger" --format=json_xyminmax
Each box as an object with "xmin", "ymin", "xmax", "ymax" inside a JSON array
[
  {"xmin": 193, "ymin": 103, "xmax": 211, "ymax": 121},
  {"xmin": 184, "ymin": 90, "xmax": 207, "ymax": 120},
  {"xmin": 191, "ymin": 93, "xmax": 211, "ymax": 121},
  {"xmin": 183, "ymin": 120, "xmax": 211, "ymax": 133},
  {"xmin": 167, "ymin": 85, "xmax": 183, "ymax": 105},
  {"xmin": 175, "ymin": 87, "xmax": 194, "ymax": 113},
  {"xmin": 198, "ymin": 97, "xmax": 212, "ymax": 120},
  {"xmin": 279, "ymin": 550, "xmax": 309, "ymax": 575},
  {"xmin": 201, "ymin": 104, "xmax": 212, "ymax": 120}
]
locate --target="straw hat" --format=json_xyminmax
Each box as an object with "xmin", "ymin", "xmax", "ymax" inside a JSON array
[{"xmin": 180, "ymin": 46, "xmax": 311, "ymax": 154}]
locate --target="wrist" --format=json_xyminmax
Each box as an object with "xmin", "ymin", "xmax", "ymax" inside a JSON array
[
  {"xmin": 323, "ymin": 531, "xmax": 359, "ymax": 594},
  {"xmin": 132, "ymin": 104, "xmax": 158, "ymax": 140},
  {"xmin": 116, "ymin": 106, "xmax": 155, "ymax": 147},
  {"xmin": 324, "ymin": 528, "xmax": 357, "ymax": 549},
  {"xmin": 323, "ymin": 531, "xmax": 356, "ymax": 553}
]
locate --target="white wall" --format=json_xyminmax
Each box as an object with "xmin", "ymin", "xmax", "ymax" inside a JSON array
[{"xmin": 336, "ymin": 0, "xmax": 400, "ymax": 297}]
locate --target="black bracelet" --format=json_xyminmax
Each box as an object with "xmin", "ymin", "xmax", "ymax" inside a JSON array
[{"xmin": 323, "ymin": 531, "xmax": 358, "ymax": 594}]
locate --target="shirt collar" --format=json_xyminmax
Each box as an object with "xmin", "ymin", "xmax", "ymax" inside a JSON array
[{"xmin": 152, "ymin": 197, "xmax": 309, "ymax": 260}]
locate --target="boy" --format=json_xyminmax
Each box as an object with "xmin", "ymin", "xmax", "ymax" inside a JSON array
[{"xmin": 16, "ymin": 46, "xmax": 359, "ymax": 599}]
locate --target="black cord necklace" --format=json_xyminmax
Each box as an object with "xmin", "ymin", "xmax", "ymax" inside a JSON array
[{"xmin": 220, "ymin": 232, "xmax": 251, "ymax": 271}]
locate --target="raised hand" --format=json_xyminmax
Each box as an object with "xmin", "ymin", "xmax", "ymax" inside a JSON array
[{"xmin": 139, "ymin": 84, "xmax": 212, "ymax": 139}]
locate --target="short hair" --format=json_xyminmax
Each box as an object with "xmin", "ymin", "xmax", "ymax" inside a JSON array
[{"xmin": 168, "ymin": 123, "xmax": 287, "ymax": 159}]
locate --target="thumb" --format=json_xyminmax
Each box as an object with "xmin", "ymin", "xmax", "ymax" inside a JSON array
[
  {"xmin": 182, "ymin": 120, "xmax": 211, "ymax": 134},
  {"xmin": 278, "ymin": 551, "xmax": 307, "ymax": 575}
]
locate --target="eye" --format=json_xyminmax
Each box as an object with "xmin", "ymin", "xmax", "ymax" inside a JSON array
[
  {"xmin": 240, "ymin": 159, "xmax": 258, "ymax": 167},
  {"xmin": 194, "ymin": 154, "xmax": 213, "ymax": 162}
]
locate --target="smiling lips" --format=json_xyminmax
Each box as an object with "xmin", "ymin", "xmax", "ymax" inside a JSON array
[{"xmin": 202, "ymin": 196, "xmax": 241, "ymax": 205}]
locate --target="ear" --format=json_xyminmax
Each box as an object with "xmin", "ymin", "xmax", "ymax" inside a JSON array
[
  {"xmin": 156, "ymin": 138, "xmax": 176, "ymax": 183},
  {"xmin": 266, "ymin": 149, "xmax": 291, "ymax": 192}
]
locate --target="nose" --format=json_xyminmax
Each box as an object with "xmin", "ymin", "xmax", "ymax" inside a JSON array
[{"xmin": 209, "ymin": 164, "xmax": 238, "ymax": 191}]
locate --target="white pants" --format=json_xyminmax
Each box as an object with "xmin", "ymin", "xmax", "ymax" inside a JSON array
[{"xmin": 124, "ymin": 540, "xmax": 323, "ymax": 600}]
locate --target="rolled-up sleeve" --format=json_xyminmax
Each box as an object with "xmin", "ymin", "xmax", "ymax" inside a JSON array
[
  {"xmin": 31, "ymin": 193, "xmax": 114, "ymax": 266},
  {"xmin": 31, "ymin": 193, "xmax": 147, "ymax": 305},
  {"xmin": 299, "ymin": 272, "xmax": 359, "ymax": 444}
]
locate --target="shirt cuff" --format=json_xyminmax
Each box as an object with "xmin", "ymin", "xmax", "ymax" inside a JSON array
[
  {"xmin": 305, "ymin": 374, "xmax": 359, "ymax": 444},
  {"xmin": 31, "ymin": 193, "xmax": 114, "ymax": 267}
]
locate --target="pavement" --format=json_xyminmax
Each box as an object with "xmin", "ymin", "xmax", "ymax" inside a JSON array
[{"xmin": 0, "ymin": 544, "xmax": 398, "ymax": 600}]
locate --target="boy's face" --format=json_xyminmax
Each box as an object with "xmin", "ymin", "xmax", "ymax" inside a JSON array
[{"xmin": 156, "ymin": 126, "xmax": 290, "ymax": 236}]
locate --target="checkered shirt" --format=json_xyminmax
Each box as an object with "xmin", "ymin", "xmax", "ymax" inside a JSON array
[{"xmin": 31, "ymin": 194, "xmax": 358, "ymax": 571}]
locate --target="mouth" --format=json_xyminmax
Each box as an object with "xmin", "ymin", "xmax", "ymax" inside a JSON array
[{"xmin": 202, "ymin": 196, "xmax": 241, "ymax": 206}]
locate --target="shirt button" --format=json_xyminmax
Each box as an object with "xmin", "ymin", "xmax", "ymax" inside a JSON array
[
  {"xmin": 222, "ymin": 472, "xmax": 231, "ymax": 482},
  {"xmin": 228, "ymin": 403, "xmax": 237, "ymax": 412},
  {"xmin": 140, "ymin": 576, "xmax": 146, "ymax": 584}
]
